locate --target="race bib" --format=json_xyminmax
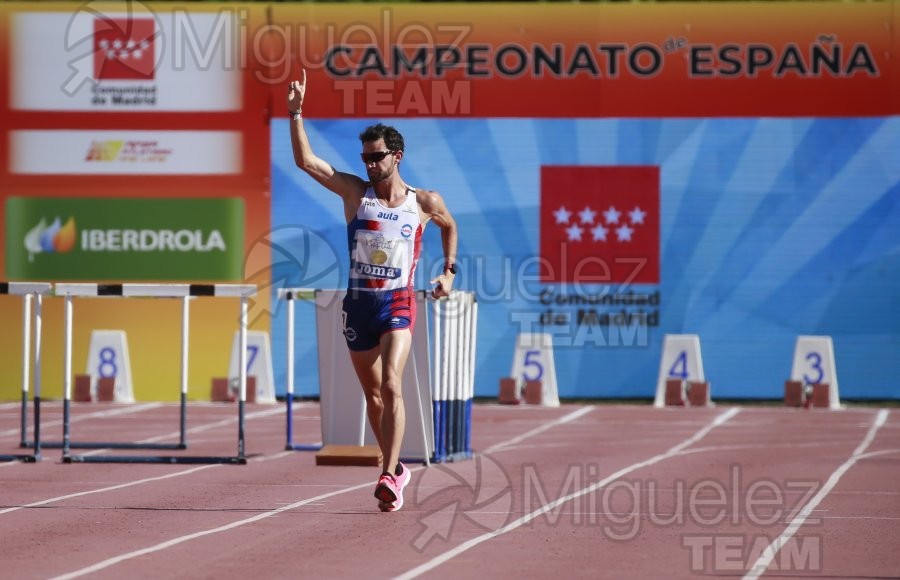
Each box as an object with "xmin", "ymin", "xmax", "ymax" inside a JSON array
[{"xmin": 352, "ymin": 230, "xmax": 409, "ymax": 281}]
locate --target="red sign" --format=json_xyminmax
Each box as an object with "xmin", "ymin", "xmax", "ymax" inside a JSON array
[
  {"xmin": 540, "ymin": 166, "xmax": 660, "ymax": 284},
  {"xmin": 93, "ymin": 18, "xmax": 155, "ymax": 80}
]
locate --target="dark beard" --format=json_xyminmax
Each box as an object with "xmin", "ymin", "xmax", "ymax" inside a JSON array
[{"xmin": 367, "ymin": 164, "xmax": 394, "ymax": 183}]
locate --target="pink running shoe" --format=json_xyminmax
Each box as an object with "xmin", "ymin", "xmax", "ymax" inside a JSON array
[
  {"xmin": 394, "ymin": 462, "xmax": 411, "ymax": 493},
  {"xmin": 378, "ymin": 463, "xmax": 411, "ymax": 512},
  {"xmin": 374, "ymin": 473, "xmax": 400, "ymax": 503}
]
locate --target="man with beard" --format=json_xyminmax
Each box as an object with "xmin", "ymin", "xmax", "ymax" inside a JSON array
[{"xmin": 287, "ymin": 71, "xmax": 459, "ymax": 512}]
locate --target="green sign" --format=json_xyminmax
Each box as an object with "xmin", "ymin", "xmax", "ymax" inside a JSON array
[{"xmin": 5, "ymin": 197, "xmax": 245, "ymax": 281}]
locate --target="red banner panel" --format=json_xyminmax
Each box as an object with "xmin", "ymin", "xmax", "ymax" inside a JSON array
[{"xmin": 540, "ymin": 166, "xmax": 660, "ymax": 284}]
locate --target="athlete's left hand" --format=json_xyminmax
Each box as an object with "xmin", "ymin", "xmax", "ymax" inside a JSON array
[{"xmin": 430, "ymin": 273, "xmax": 454, "ymax": 299}]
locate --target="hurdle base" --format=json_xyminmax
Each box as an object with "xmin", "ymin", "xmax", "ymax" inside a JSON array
[
  {"xmin": 286, "ymin": 444, "xmax": 322, "ymax": 452},
  {"xmin": 63, "ymin": 454, "xmax": 247, "ymax": 465},
  {"xmin": 432, "ymin": 450, "xmax": 474, "ymax": 463},
  {"xmin": 315, "ymin": 445, "xmax": 382, "ymax": 467},
  {"xmin": 22, "ymin": 441, "xmax": 187, "ymax": 450},
  {"xmin": 0, "ymin": 454, "xmax": 39, "ymax": 463}
]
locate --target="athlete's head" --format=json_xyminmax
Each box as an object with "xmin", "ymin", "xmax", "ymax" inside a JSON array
[
  {"xmin": 359, "ymin": 123, "xmax": 405, "ymax": 153},
  {"xmin": 359, "ymin": 124, "xmax": 405, "ymax": 183}
]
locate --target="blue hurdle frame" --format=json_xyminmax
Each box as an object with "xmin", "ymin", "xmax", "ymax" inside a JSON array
[{"xmin": 279, "ymin": 288, "xmax": 322, "ymax": 452}]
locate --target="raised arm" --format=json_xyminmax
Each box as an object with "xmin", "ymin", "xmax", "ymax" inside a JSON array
[
  {"xmin": 419, "ymin": 189, "xmax": 459, "ymax": 298},
  {"xmin": 288, "ymin": 70, "xmax": 365, "ymax": 201}
]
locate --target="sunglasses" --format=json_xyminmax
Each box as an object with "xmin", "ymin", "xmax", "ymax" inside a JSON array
[{"xmin": 360, "ymin": 150, "xmax": 394, "ymax": 164}]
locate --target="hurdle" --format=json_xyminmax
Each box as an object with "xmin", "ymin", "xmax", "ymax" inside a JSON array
[
  {"xmin": 432, "ymin": 291, "xmax": 477, "ymax": 463},
  {"xmin": 1, "ymin": 282, "xmax": 51, "ymax": 463},
  {"xmin": 277, "ymin": 288, "xmax": 321, "ymax": 451},
  {"xmin": 55, "ymin": 283, "xmax": 255, "ymax": 464}
]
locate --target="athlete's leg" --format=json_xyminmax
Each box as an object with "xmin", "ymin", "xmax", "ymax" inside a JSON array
[
  {"xmin": 349, "ymin": 346, "xmax": 385, "ymax": 453},
  {"xmin": 378, "ymin": 328, "xmax": 412, "ymax": 474}
]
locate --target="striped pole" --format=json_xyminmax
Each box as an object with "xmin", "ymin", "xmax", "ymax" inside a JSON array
[
  {"xmin": 19, "ymin": 293, "xmax": 32, "ymax": 449},
  {"xmin": 62, "ymin": 294, "xmax": 73, "ymax": 460},
  {"xmin": 179, "ymin": 295, "xmax": 189, "ymax": 449},
  {"xmin": 285, "ymin": 292, "xmax": 295, "ymax": 449},
  {"xmin": 466, "ymin": 298, "xmax": 479, "ymax": 457},
  {"xmin": 32, "ymin": 294, "xmax": 43, "ymax": 461},
  {"xmin": 237, "ymin": 295, "xmax": 248, "ymax": 463},
  {"xmin": 1, "ymin": 282, "xmax": 49, "ymax": 463},
  {"xmin": 428, "ymin": 291, "xmax": 477, "ymax": 463},
  {"xmin": 431, "ymin": 298, "xmax": 444, "ymax": 461}
]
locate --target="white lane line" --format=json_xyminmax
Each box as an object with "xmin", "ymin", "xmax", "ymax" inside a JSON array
[
  {"xmin": 0, "ymin": 408, "xmax": 289, "ymax": 507},
  {"xmin": 49, "ymin": 477, "xmax": 378, "ymax": 580},
  {"xmin": 73, "ymin": 406, "xmax": 286, "ymax": 457},
  {"xmin": 49, "ymin": 406, "xmax": 598, "ymax": 579},
  {"xmin": 0, "ymin": 465, "xmax": 219, "ymax": 516},
  {"xmin": 0, "ymin": 403, "xmax": 165, "ymax": 439},
  {"xmin": 484, "ymin": 406, "xmax": 594, "ymax": 453},
  {"xmin": 743, "ymin": 409, "xmax": 890, "ymax": 580},
  {"xmin": 2, "ymin": 449, "xmax": 310, "ymax": 516},
  {"xmin": 396, "ymin": 407, "xmax": 742, "ymax": 580}
]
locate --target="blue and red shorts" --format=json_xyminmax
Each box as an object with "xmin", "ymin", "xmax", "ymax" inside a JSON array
[{"xmin": 341, "ymin": 288, "xmax": 416, "ymax": 351}]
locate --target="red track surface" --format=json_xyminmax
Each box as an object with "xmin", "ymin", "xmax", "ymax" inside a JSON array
[{"xmin": 1, "ymin": 401, "xmax": 898, "ymax": 579}]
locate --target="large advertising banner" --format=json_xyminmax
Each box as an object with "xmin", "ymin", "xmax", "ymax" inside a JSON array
[
  {"xmin": 0, "ymin": 2, "xmax": 271, "ymax": 402},
  {"xmin": 5, "ymin": 197, "xmax": 245, "ymax": 280},
  {"xmin": 10, "ymin": 8, "xmax": 242, "ymax": 112},
  {"xmin": 267, "ymin": 3, "xmax": 900, "ymax": 401},
  {"xmin": 264, "ymin": 3, "xmax": 895, "ymax": 118}
]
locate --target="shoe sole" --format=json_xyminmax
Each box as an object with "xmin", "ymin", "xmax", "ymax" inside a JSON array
[
  {"xmin": 378, "ymin": 499, "xmax": 402, "ymax": 512},
  {"xmin": 374, "ymin": 482, "xmax": 398, "ymax": 503}
]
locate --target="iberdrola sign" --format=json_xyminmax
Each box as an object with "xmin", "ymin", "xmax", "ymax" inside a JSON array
[{"xmin": 5, "ymin": 197, "xmax": 244, "ymax": 281}]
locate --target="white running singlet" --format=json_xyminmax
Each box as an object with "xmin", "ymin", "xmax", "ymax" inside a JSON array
[{"xmin": 347, "ymin": 186, "xmax": 423, "ymax": 292}]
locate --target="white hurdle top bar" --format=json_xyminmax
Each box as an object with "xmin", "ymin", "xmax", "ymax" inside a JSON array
[
  {"xmin": 0, "ymin": 282, "xmax": 53, "ymax": 296},
  {"xmin": 55, "ymin": 283, "xmax": 257, "ymax": 298},
  {"xmin": 276, "ymin": 288, "xmax": 316, "ymax": 300}
]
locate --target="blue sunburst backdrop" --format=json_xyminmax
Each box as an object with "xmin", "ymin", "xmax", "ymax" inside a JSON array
[{"xmin": 271, "ymin": 117, "xmax": 900, "ymax": 401}]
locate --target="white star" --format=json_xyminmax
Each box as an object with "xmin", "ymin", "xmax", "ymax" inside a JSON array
[
  {"xmin": 616, "ymin": 224, "xmax": 634, "ymax": 242},
  {"xmin": 604, "ymin": 206, "xmax": 621, "ymax": 224},
  {"xmin": 99, "ymin": 39, "xmax": 109, "ymax": 49},
  {"xmin": 629, "ymin": 207, "xmax": 646, "ymax": 225},
  {"xmin": 106, "ymin": 49, "xmax": 115, "ymax": 59},
  {"xmin": 566, "ymin": 223, "xmax": 584, "ymax": 241},
  {"xmin": 119, "ymin": 50, "xmax": 129, "ymax": 60},
  {"xmin": 578, "ymin": 206, "xmax": 596, "ymax": 224},
  {"xmin": 591, "ymin": 224, "xmax": 608, "ymax": 242},
  {"xmin": 113, "ymin": 39, "xmax": 123, "ymax": 50},
  {"xmin": 139, "ymin": 40, "xmax": 150, "ymax": 50},
  {"xmin": 132, "ymin": 49, "xmax": 143, "ymax": 59},
  {"xmin": 554, "ymin": 206, "xmax": 571, "ymax": 224},
  {"xmin": 127, "ymin": 39, "xmax": 136, "ymax": 49}
]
